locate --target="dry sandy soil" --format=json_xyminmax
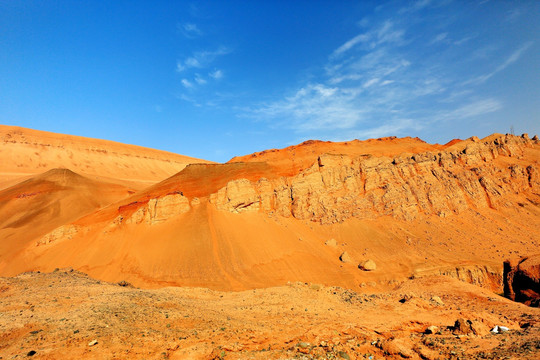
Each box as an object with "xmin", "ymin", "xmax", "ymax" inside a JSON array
[
  {"xmin": 0, "ymin": 270, "xmax": 538, "ymax": 359},
  {"xmin": 0, "ymin": 125, "xmax": 539, "ymax": 359}
]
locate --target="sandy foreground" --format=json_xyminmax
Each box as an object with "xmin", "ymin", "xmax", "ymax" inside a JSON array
[{"xmin": 0, "ymin": 270, "xmax": 539, "ymax": 360}]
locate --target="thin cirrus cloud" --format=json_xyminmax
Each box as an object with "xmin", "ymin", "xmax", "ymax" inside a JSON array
[
  {"xmin": 444, "ymin": 99, "xmax": 502, "ymax": 120},
  {"xmin": 181, "ymin": 79, "xmax": 194, "ymax": 89},
  {"xmin": 176, "ymin": 47, "xmax": 230, "ymax": 73},
  {"xmin": 464, "ymin": 42, "xmax": 533, "ymax": 85},
  {"xmin": 331, "ymin": 20, "xmax": 404, "ymax": 58},
  {"xmin": 254, "ymin": 84, "xmax": 363, "ymax": 131},
  {"xmin": 249, "ymin": 4, "xmax": 529, "ymax": 141},
  {"xmin": 178, "ymin": 22, "xmax": 202, "ymax": 38},
  {"xmin": 209, "ymin": 69, "xmax": 223, "ymax": 80}
]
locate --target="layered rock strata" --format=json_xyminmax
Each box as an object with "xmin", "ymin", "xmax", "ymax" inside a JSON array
[
  {"xmin": 209, "ymin": 134, "xmax": 539, "ymax": 224},
  {"xmin": 119, "ymin": 192, "xmax": 190, "ymax": 225}
]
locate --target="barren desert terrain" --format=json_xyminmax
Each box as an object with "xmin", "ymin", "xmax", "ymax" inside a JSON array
[{"xmin": 0, "ymin": 125, "xmax": 539, "ymax": 359}]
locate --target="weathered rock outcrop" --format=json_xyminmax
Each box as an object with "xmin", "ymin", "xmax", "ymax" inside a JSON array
[
  {"xmin": 119, "ymin": 192, "xmax": 190, "ymax": 225},
  {"xmin": 438, "ymin": 265, "xmax": 502, "ymax": 292},
  {"xmin": 504, "ymin": 254, "xmax": 540, "ymax": 307},
  {"xmin": 210, "ymin": 134, "xmax": 539, "ymax": 224},
  {"xmin": 36, "ymin": 224, "xmax": 82, "ymax": 246}
]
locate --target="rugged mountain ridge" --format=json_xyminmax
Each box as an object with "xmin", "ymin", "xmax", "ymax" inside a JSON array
[{"xmin": 209, "ymin": 134, "xmax": 539, "ymax": 224}]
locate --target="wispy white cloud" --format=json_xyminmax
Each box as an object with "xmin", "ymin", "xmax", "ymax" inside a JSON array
[
  {"xmin": 176, "ymin": 47, "xmax": 230, "ymax": 73},
  {"xmin": 209, "ymin": 69, "xmax": 223, "ymax": 79},
  {"xmin": 194, "ymin": 74, "xmax": 207, "ymax": 85},
  {"xmin": 465, "ymin": 42, "xmax": 533, "ymax": 84},
  {"xmin": 177, "ymin": 93, "xmax": 201, "ymax": 107},
  {"xmin": 398, "ymin": 0, "xmax": 432, "ymax": 14},
  {"xmin": 506, "ymin": 8, "xmax": 522, "ymax": 23},
  {"xmin": 346, "ymin": 119, "xmax": 422, "ymax": 140},
  {"xmin": 253, "ymin": 83, "xmax": 363, "ymax": 131},
  {"xmin": 243, "ymin": 3, "xmax": 532, "ymax": 141},
  {"xmin": 179, "ymin": 22, "xmax": 202, "ymax": 38},
  {"xmin": 453, "ymin": 35, "xmax": 475, "ymax": 46},
  {"xmin": 331, "ymin": 20, "xmax": 404, "ymax": 58},
  {"xmin": 431, "ymin": 32, "xmax": 448, "ymax": 44},
  {"xmin": 181, "ymin": 78, "xmax": 194, "ymax": 88},
  {"xmin": 445, "ymin": 98, "xmax": 502, "ymax": 119},
  {"xmin": 332, "ymin": 33, "xmax": 370, "ymax": 57}
]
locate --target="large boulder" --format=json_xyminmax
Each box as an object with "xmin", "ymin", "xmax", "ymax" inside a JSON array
[
  {"xmin": 504, "ymin": 254, "xmax": 540, "ymax": 307},
  {"xmin": 358, "ymin": 259, "xmax": 376, "ymax": 271}
]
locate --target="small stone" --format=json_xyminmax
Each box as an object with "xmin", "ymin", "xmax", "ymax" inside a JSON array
[
  {"xmin": 325, "ymin": 238, "xmax": 337, "ymax": 247},
  {"xmin": 399, "ymin": 294, "xmax": 413, "ymax": 303},
  {"xmin": 453, "ymin": 318, "xmax": 473, "ymax": 335},
  {"xmin": 339, "ymin": 251, "xmax": 352, "ymax": 263},
  {"xmin": 297, "ymin": 341, "xmax": 311, "ymax": 354},
  {"xmin": 88, "ymin": 339, "xmax": 98, "ymax": 347},
  {"xmin": 425, "ymin": 325, "xmax": 439, "ymax": 334},
  {"xmin": 309, "ymin": 283, "xmax": 322, "ymax": 291},
  {"xmin": 379, "ymin": 339, "xmax": 413, "ymax": 358},
  {"xmin": 338, "ymin": 350, "xmax": 351, "ymax": 359},
  {"xmin": 431, "ymin": 296, "xmax": 444, "ymax": 306},
  {"xmin": 27, "ymin": 350, "xmax": 37, "ymax": 356},
  {"xmin": 358, "ymin": 259, "xmax": 376, "ymax": 271}
]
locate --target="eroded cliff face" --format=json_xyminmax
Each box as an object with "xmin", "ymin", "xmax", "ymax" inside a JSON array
[
  {"xmin": 209, "ymin": 134, "xmax": 539, "ymax": 224},
  {"xmin": 118, "ymin": 192, "xmax": 191, "ymax": 225}
]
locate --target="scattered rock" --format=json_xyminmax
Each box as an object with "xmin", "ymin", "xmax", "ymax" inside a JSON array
[
  {"xmin": 430, "ymin": 296, "xmax": 444, "ymax": 306},
  {"xmin": 325, "ymin": 238, "xmax": 337, "ymax": 247},
  {"xmin": 399, "ymin": 294, "xmax": 413, "ymax": 303},
  {"xmin": 222, "ymin": 342, "xmax": 243, "ymax": 351},
  {"xmin": 469, "ymin": 320, "xmax": 491, "ymax": 336},
  {"xmin": 379, "ymin": 338, "xmax": 413, "ymax": 358},
  {"xmin": 27, "ymin": 350, "xmax": 37, "ymax": 356},
  {"xmin": 425, "ymin": 325, "xmax": 439, "ymax": 334},
  {"xmin": 414, "ymin": 345, "xmax": 441, "ymax": 360},
  {"xmin": 452, "ymin": 318, "xmax": 472, "ymax": 335},
  {"xmin": 88, "ymin": 339, "xmax": 98, "ymax": 347},
  {"xmin": 117, "ymin": 280, "xmax": 132, "ymax": 287},
  {"xmin": 339, "ymin": 251, "xmax": 352, "ymax": 263},
  {"xmin": 358, "ymin": 259, "xmax": 376, "ymax": 271},
  {"xmin": 297, "ymin": 341, "xmax": 311, "ymax": 354},
  {"xmin": 338, "ymin": 350, "xmax": 350, "ymax": 359}
]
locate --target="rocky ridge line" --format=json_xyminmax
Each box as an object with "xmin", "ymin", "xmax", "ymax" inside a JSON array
[{"xmin": 208, "ymin": 134, "xmax": 539, "ymax": 224}]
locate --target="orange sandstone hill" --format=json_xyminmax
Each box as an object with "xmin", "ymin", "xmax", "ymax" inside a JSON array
[
  {"xmin": 0, "ymin": 128, "xmax": 539, "ymax": 293},
  {"xmin": 0, "ymin": 125, "xmax": 213, "ymax": 190}
]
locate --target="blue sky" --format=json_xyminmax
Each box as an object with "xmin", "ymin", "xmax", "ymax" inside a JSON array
[{"xmin": 1, "ymin": 1, "xmax": 538, "ymax": 162}]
